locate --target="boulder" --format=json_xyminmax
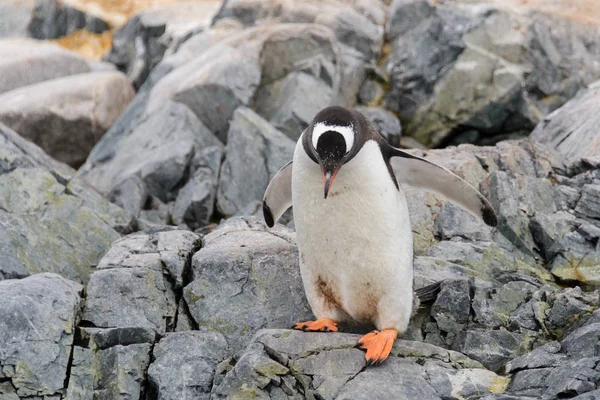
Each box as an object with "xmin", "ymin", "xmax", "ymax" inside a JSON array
[
  {"xmin": 216, "ymin": 107, "xmax": 295, "ymax": 217},
  {"xmin": 0, "ymin": 71, "xmax": 135, "ymax": 167},
  {"xmin": 0, "ymin": 38, "xmax": 102, "ymax": 95},
  {"xmin": 356, "ymin": 106, "xmax": 402, "ymax": 146},
  {"xmin": 0, "ymin": 273, "xmax": 83, "ymax": 398},
  {"xmin": 0, "ymin": 2, "xmax": 31, "ymax": 38},
  {"xmin": 0, "ymin": 123, "xmax": 134, "ymax": 282}
]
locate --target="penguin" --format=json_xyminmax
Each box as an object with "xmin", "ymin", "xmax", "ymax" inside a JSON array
[{"xmin": 262, "ymin": 106, "xmax": 497, "ymax": 366}]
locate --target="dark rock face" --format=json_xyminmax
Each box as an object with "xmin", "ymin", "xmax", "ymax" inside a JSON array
[{"xmin": 28, "ymin": 0, "xmax": 110, "ymax": 39}]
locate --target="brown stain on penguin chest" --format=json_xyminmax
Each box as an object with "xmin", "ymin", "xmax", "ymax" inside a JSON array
[{"xmin": 316, "ymin": 276, "xmax": 344, "ymax": 312}]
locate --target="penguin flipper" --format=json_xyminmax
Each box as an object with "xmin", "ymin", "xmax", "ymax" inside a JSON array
[
  {"xmin": 388, "ymin": 148, "xmax": 498, "ymax": 227},
  {"xmin": 263, "ymin": 161, "xmax": 293, "ymax": 228}
]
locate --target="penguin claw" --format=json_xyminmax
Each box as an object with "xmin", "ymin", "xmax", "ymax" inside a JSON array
[
  {"xmin": 292, "ymin": 318, "xmax": 338, "ymax": 332},
  {"xmin": 357, "ymin": 329, "xmax": 398, "ymax": 367}
]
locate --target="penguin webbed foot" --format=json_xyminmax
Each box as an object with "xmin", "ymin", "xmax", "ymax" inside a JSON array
[
  {"xmin": 292, "ymin": 318, "xmax": 338, "ymax": 332},
  {"xmin": 357, "ymin": 329, "xmax": 398, "ymax": 367}
]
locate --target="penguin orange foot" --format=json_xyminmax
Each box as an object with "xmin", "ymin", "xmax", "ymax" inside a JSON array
[
  {"xmin": 292, "ymin": 318, "xmax": 338, "ymax": 332},
  {"xmin": 357, "ymin": 329, "xmax": 398, "ymax": 366}
]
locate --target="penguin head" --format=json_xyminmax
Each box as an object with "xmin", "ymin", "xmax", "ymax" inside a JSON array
[{"xmin": 305, "ymin": 106, "xmax": 359, "ymax": 199}]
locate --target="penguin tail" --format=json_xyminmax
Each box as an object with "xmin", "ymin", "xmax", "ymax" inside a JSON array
[{"xmin": 415, "ymin": 281, "xmax": 443, "ymax": 303}]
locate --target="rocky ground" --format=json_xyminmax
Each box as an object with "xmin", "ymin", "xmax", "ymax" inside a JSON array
[{"xmin": 1, "ymin": 0, "xmax": 600, "ymax": 399}]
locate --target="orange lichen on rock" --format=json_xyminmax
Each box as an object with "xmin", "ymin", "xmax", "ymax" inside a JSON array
[{"xmin": 52, "ymin": 29, "xmax": 114, "ymax": 61}]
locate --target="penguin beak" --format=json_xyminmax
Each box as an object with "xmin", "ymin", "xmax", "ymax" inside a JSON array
[{"xmin": 322, "ymin": 164, "xmax": 340, "ymax": 199}]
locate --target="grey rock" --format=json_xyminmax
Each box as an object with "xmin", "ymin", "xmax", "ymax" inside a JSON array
[
  {"xmin": 147, "ymin": 43, "xmax": 261, "ymax": 142},
  {"xmin": 28, "ymin": 0, "xmax": 109, "ymax": 39},
  {"xmin": 0, "ymin": 39, "xmax": 95, "ymax": 95},
  {"xmin": 429, "ymin": 279, "xmax": 472, "ymax": 347},
  {"xmin": 461, "ymin": 330, "xmax": 531, "ymax": 371},
  {"xmin": 472, "ymin": 281, "xmax": 538, "ymax": 330},
  {"xmin": 357, "ymin": 78, "xmax": 384, "ymax": 106},
  {"xmin": 530, "ymin": 211, "xmax": 577, "ymax": 260},
  {"xmin": 506, "ymin": 341, "xmax": 567, "ymax": 373},
  {"xmin": 0, "ymin": 124, "xmax": 134, "ymax": 282},
  {"xmin": 80, "ymin": 100, "xmax": 222, "ymax": 205},
  {"xmin": 356, "ymin": 106, "xmax": 402, "ymax": 147},
  {"xmin": 0, "ymin": 273, "xmax": 82, "ymax": 398},
  {"xmin": 214, "ymin": 329, "xmax": 506, "ymax": 399},
  {"xmin": 435, "ymin": 202, "xmax": 493, "ymax": 241},
  {"xmin": 172, "ymin": 146, "xmax": 223, "ymax": 229},
  {"xmin": 107, "ymin": 175, "xmax": 149, "ymax": 218},
  {"xmin": 546, "ymin": 287, "xmax": 598, "ymax": 333},
  {"xmin": 561, "ymin": 322, "xmax": 600, "ymax": 359},
  {"xmin": 575, "ymin": 184, "xmax": 600, "ymax": 219},
  {"xmin": 83, "ymin": 229, "xmax": 201, "ymax": 334},
  {"xmin": 386, "ymin": 0, "xmax": 435, "ymax": 42},
  {"xmin": 147, "ymin": 331, "xmax": 230, "ymax": 400},
  {"xmin": 184, "ymin": 217, "xmax": 312, "ymax": 352},
  {"xmin": 0, "ymin": 71, "xmax": 134, "ymax": 167},
  {"xmin": 217, "ymin": 107, "xmax": 294, "ymax": 216},
  {"xmin": 531, "ymin": 80, "xmax": 600, "ymax": 162}
]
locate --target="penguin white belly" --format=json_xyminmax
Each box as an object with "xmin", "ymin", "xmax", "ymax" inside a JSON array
[{"xmin": 292, "ymin": 140, "xmax": 414, "ymax": 332}]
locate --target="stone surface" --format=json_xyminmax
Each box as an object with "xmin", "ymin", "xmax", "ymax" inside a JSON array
[
  {"xmin": 184, "ymin": 217, "xmax": 312, "ymax": 352},
  {"xmin": 0, "ymin": 71, "xmax": 134, "ymax": 167},
  {"xmin": 356, "ymin": 106, "xmax": 402, "ymax": 147},
  {"xmin": 0, "ymin": 2, "xmax": 32, "ymax": 38},
  {"xmin": 0, "ymin": 273, "xmax": 82, "ymax": 398},
  {"xmin": 217, "ymin": 107, "xmax": 295, "ymax": 217},
  {"xmin": 147, "ymin": 331, "xmax": 230, "ymax": 399},
  {"xmin": 0, "ymin": 123, "xmax": 134, "ymax": 282},
  {"xmin": 0, "ymin": 38, "xmax": 98, "ymax": 95}
]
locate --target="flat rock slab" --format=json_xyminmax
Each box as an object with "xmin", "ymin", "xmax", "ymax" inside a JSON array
[
  {"xmin": 0, "ymin": 71, "xmax": 135, "ymax": 167},
  {"xmin": 0, "ymin": 273, "xmax": 83, "ymax": 398}
]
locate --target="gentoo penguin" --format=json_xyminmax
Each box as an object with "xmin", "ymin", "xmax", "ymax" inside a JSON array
[{"xmin": 263, "ymin": 106, "xmax": 497, "ymax": 366}]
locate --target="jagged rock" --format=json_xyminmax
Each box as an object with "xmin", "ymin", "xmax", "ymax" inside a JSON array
[
  {"xmin": 104, "ymin": 1, "xmax": 221, "ymax": 89},
  {"xmin": 385, "ymin": 3, "xmax": 600, "ymax": 147},
  {"xmin": 83, "ymin": 229, "xmax": 201, "ymax": 334},
  {"xmin": 107, "ymin": 175, "xmax": 149, "ymax": 218},
  {"xmin": 0, "ymin": 71, "xmax": 134, "ymax": 167},
  {"xmin": 461, "ymin": 330, "xmax": 531, "ymax": 371},
  {"xmin": 356, "ymin": 106, "xmax": 402, "ymax": 147},
  {"xmin": 0, "ymin": 273, "xmax": 82, "ymax": 398},
  {"xmin": 428, "ymin": 279, "xmax": 472, "ymax": 347},
  {"xmin": 213, "ymin": 329, "xmax": 508, "ymax": 399},
  {"xmin": 0, "ymin": 124, "xmax": 134, "ymax": 282},
  {"xmin": 147, "ymin": 331, "xmax": 231, "ymax": 399},
  {"xmin": 28, "ymin": 0, "xmax": 110, "ymax": 39},
  {"xmin": 0, "ymin": 38, "xmax": 103, "ymax": 95},
  {"xmin": 216, "ymin": 107, "xmax": 294, "ymax": 217},
  {"xmin": 147, "ymin": 41, "xmax": 261, "ymax": 142},
  {"xmin": 184, "ymin": 217, "xmax": 312, "ymax": 352},
  {"xmin": 252, "ymin": 24, "xmax": 339, "ymax": 139},
  {"xmin": 531, "ymin": 79, "xmax": 600, "ymax": 162}
]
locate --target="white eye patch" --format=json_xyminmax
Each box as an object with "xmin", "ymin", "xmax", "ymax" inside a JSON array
[{"xmin": 312, "ymin": 122, "xmax": 355, "ymax": 154}]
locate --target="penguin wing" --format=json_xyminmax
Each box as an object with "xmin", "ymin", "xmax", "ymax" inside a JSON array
[
  {"xmin": 389, "ymin": 148, "xmax": 498, "ymax": 227},
  {"xmin": 263, "ymin": 161, "xmax": 293, "ymax": 228}
]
